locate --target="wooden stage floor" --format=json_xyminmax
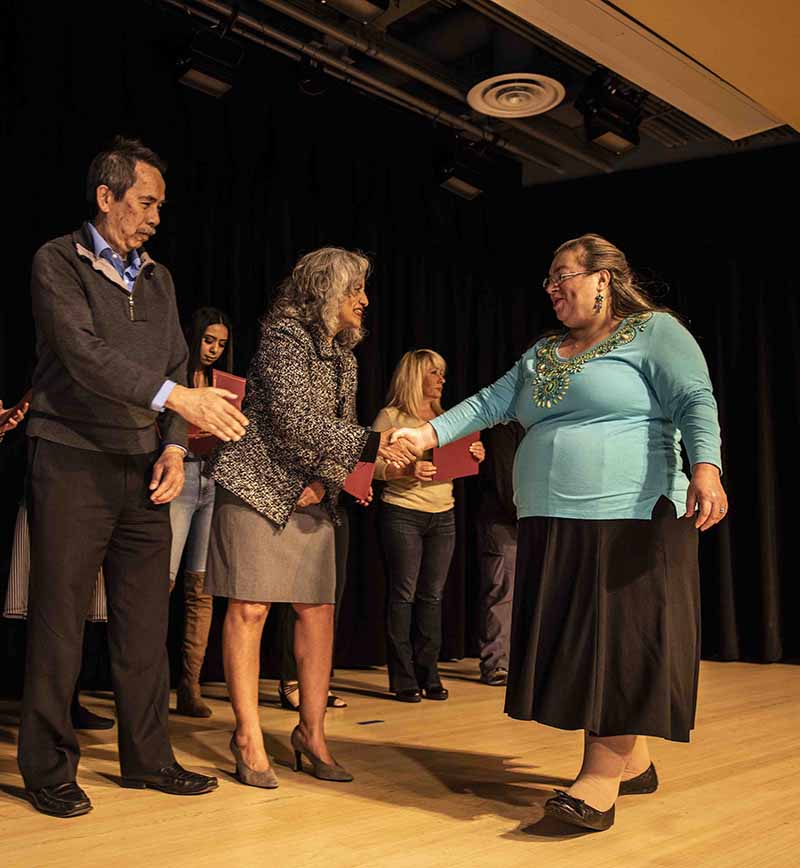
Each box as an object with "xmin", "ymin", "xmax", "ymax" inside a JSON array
[{"xmin": 0, "ymin": 659, "xmax": 797, "ymax": 868}]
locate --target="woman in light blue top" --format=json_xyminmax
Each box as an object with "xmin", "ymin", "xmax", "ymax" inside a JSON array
[{"xmin": 393, "ymin": 234, "xmax": 728, "ymax": 832}]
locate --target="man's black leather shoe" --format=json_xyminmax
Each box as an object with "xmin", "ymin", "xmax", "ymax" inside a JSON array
[
  {"xmin": 120, "ymin": 761, "xmax": 218, "ymax": 795},
  {"xmin": 26, "ymin": 782, "xmax": 92, "ymax": 818},
  {"xmin": 422, "ymin": 685, "xmax": 449, "ymax": 701}
]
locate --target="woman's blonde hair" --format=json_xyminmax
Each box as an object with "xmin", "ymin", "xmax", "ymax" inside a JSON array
[
  {"xmin": 267, "ymin": 246, "xmax": 371, "ymax": 349},
  {"xmin": 554, "ymin": 233, "xmax": 671, "ymax": 319},
  {"xmin": 385, "ymin": 349, "xmax": 447, "ymax": 419}
]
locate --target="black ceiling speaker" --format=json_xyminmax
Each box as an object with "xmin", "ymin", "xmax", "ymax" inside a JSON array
[
  {"xmin": 576, "ymin": 70, "xmax": 647, "ymax": 155},
  {"xmin": 436, "ymin": 136, "xmax": 521, "ymax": 201},
  {"xmin": 177, "ymin": 27, "xmax": 244, "ymax": 98}
]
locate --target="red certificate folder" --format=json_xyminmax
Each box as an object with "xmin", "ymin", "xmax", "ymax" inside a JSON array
[
  {"xmin": 343, "ymin": 461, "xmax": 375, "ymax": 500},
  {"xmin": 187, "ymin": 371, "xmax": 247, "ymax": 454},
  {"xmin": 212, "ymin": 369, "xmax": 246, "ymax": 406},
  {"xmin": 432, "ymin": 432, "xmax": 481, "ymax": 482}
]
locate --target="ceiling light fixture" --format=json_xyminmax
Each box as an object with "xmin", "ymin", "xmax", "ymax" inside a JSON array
[
  {"xmin": 177, "ymin": 25, "xmax": 244, "ymax": 98},
  {"xmin": 576, "ymin": 70, "xmax": 646, "ymax": 155}
]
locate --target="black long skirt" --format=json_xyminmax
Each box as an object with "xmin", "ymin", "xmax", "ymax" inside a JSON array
[{"xmin": 505, "ymin": 497, "xmax": 700, "ymax": 742}]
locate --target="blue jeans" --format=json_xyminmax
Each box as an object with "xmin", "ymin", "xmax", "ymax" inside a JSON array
[
  {"xmin": 169, "ymin": 461, "xmax": 215, "ymax": 581},
  {"xmin": 380, "ymin": 503, "xmax": 456, "ymax": 692}
]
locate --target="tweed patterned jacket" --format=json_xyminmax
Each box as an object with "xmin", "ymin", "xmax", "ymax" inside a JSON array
[{"xmin": 207, "ymin": 316, "xmax": 371, "ymax": 528}]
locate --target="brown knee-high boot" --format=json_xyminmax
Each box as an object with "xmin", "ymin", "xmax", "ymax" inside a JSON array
[{"xmin": 176, "ymin": 570, "xmax": 213, "ymax": 717}]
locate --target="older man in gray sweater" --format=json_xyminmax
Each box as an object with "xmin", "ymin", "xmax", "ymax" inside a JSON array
[{"xmin": 19, "ymin": 137, "xmax": 248, "ymax": 818}]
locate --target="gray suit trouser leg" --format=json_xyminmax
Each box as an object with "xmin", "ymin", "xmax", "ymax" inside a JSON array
[{"xmin": 478, "ymin": 519, "xmax": 517, "ymax": 675}]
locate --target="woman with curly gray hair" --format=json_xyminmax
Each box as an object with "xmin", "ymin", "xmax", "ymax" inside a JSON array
[{"xmin": 205, "ymin": 247, "xmax": 413, "ymax": 788}]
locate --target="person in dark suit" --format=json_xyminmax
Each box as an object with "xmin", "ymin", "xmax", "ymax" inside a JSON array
[
  {"xmin": 19, "ymin": 136, "xmax": 247, "ymax": 818},
  {"xmin": 476, "ymin": 421, "xmax": 524, "ymax": 686}
]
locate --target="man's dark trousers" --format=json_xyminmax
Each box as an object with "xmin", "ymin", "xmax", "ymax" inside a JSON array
[
  {"xmin": 18, "ymin": 439, "xmax": 175, "ymax": 790},
  {"xmin": 478, "ymin": 519, "xmax": 517, "ymax": 677}
]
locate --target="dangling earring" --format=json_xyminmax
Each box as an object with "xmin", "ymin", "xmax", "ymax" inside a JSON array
[{"xmin": 593, "ymin": 291, "xmax": 604, "ymax": 314}]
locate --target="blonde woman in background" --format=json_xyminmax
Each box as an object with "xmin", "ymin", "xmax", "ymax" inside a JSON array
[{"xmin": 373, "ymin": 350, "xmax": 484, "ymax": 703}]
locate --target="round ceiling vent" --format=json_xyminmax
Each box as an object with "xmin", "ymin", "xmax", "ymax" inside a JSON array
[{"xmin": 467, "ymin": 73, "xmax": 565, "ymax": 118}]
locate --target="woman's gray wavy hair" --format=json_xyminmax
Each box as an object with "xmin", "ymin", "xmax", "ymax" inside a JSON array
[{"xmin": 268, "ymin": 246, "xmax": 372, "ymax": 349}]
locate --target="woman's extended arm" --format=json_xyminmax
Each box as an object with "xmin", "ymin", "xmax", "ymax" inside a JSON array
[{"xmin": 392, "ymin": 359, "xmax": 524, "ymax": 451}]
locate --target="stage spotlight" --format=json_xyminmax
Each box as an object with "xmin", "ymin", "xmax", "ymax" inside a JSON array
[
  {"xmin": 437, "ymin": 155, "xmax": 485, "ymax": 200},
  {"xmin": 436, "ymin": 140, "xmax": 521, "ymax": 201},
  {"xmin": 177, "ymin": 29, "xmax": 243, "ymax": 98},
  {"xmin": 576, "ymin": 70, "xmax": 646, "ymax": 155}
]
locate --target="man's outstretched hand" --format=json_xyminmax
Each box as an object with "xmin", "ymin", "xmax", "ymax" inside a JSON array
[{"xmin": 166, "ymin": 384, "xmax": 249, "ymax": 442}]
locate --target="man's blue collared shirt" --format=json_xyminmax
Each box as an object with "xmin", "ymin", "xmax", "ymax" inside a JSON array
[
  {"xmin": 87, "ymin": 223, "xmax": 178, "ymax": 417},
  {"xmin": 87, "ymin": 223, "xmax": 142, "ymax": 293}
]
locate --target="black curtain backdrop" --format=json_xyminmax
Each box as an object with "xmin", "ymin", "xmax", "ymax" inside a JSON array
[{"xmin": 1, "ymin": 0, "xmax": 796, "ymax": 696}]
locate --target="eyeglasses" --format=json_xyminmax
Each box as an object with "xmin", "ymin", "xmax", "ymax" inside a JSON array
[{"xmin": 542, "ymin": 270, "xmax": 596, "ymax": 290}]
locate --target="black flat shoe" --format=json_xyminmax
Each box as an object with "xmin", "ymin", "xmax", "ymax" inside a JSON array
[
  {"xmin": 544, "ymin": 790, "xmax": 615, "ymax": 832},
  {"xmin": 479, "ymin": 668, "xmax": 508, "ymax": 686},
  {"xmin": 26, "ymin": 782, "xmax": 92, "ymax": 818},
  {"xmin": 120, "ymin": 761, "xmax": 218, "ymax": 795},
  {"xmin": 619, "ymin": 763, "xmax": 659, "ymax": 795},
  {"xmin": 394, "ymin": 689, "xmax": 422, "ymax": 703},
  {"xmin": 71, "ymin": 703, "xmax": 115, "ymax": 730},
  {"xmin": 422, "ymin": 685, "xmax": 449, "ymax": 701}
]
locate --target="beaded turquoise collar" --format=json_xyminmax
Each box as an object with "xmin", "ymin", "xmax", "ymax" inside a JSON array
[{"xmin": 532, "ymin": 312, "xmax": 653, "ymax": 409}]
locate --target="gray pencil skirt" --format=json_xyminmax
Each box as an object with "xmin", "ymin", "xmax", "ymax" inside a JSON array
[{"xmin": 205, "ymin": 484, "xmax": 336, "ymax": 604}]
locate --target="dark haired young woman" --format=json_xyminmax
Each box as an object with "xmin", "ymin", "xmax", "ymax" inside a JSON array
[{"xmin": 171, "ymin": 306, "xmax": 234, "ymax": 717}]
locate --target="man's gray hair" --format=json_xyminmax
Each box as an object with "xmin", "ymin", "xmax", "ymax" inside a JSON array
[{"xmin": 86, "ymin": 136, "xmax": 167, "ymax": 213}]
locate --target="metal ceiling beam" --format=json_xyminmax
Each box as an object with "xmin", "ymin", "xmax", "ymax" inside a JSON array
[
  {"xmin": 161, "ymin": 0, "xmax": 566, "ymax": 172},
  {"xmin": 253, "ymin": 0, "xmax": 614, "ymax": 171}
]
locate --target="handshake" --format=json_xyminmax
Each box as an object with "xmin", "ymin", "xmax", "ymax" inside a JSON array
[{"xmin": 377, "ymin": 423, "xmax": 438, "ymax": 468}]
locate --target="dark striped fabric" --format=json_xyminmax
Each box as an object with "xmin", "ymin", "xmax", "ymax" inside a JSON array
[{"xmin": 3, "ymin": 502, "xmax": 107, "ymax": 622}]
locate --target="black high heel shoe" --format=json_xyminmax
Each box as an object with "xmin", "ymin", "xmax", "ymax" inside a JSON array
[
  {"xmin": 544, "ymin": 790, "xmax": 615, "ymax": 832},
  {"xmin": 619, "ymin": 763, "xmax": 658, "ymax": 795},
  {"xmin": 278, "ymin": 680, "xmax": 301, "ymax": 712}
]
